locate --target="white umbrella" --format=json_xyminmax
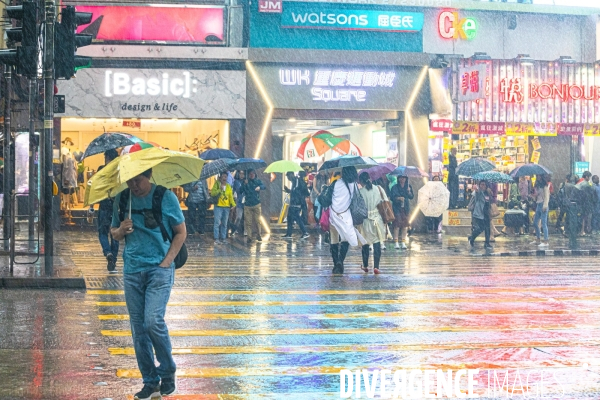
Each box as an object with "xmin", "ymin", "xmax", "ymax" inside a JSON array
[{"xmin": 418, "ymin": 181, "xmax": 450, "ymax": 217}]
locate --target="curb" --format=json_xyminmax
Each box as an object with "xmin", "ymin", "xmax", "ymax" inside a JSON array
[
  {"xmin": 1, "ymin": 277, "xmax": 87, "ymax": 289},
  {"xmin": 491, "ymin": 249, "xmax": 599, "ymax": 257}
]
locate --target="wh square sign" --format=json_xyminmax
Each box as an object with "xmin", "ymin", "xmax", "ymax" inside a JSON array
[{"xmin": 259, "ymin": 0, "xmax": 282, "ymax": 13}]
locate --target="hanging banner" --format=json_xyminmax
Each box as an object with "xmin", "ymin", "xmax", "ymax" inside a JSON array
[
  {"xmin": 531, "ymin": 151, "xmax": 541, "ymax": 164},
  {"xmin": 584, "ymin": 124, "xmax": 600, "ymax": 136},
  {"xmin": 505, "ymin": 123, "xmax": 535, "ymax": 136},
  {"xmin": 557, "ymin": 123, "xmax": 584, "ymax": 136},
  {"xmin": 452, "ymin": 121, "xmax": 479, "ymax": 134},
  {"xmin": 457, "ymin": 64, "xmax": 487, "ymax": 102},
  {"xmin": 430, "ymin": 119, "xmax": 453, "ymax": 132},
  {"xmin": 479, "ymin": 122, "xmax": 505, "ymax": 135}
]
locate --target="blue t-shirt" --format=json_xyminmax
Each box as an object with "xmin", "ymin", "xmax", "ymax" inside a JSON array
[{"xmin": 111, "ymin": 185, "xmax": 185, "ymax": 274}]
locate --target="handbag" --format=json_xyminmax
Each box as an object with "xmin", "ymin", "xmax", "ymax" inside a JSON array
[
  {"xmin": 490, "ymin": 202, "xmax": 500, "ymax": 218},
  {"xmin": 376, "ymin": 186, "xmax": 395, "ymax": 224},
  {"xmin": 317, "ymin": 184, "xmax": 333, "ymax": 208},
  {"xmin": 467, "ymin": 195, "xmax": 476, "ymax": 212},
  {"xmin": 344, "ymin": 182, "xmax": 368, "ymax": 225},
  {"xmin": 319, "ymin": 207, "xmax": 330, "ymax": 233}
]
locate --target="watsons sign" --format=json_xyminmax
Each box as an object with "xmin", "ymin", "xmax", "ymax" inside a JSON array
[
  {"xmin": 279, "ymin": 68, "xmax": 396, "ymax": 103},
  {"xmin": 57, "ymin": 68, "xmax": 246, "ymax": 119},
  {"xmin": 281, "ymin": 5, "xmax": 424, "ymax": 32}
]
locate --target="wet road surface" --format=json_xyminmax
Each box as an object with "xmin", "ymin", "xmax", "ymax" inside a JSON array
[{"xmin": 1, "ymin": 231, "xmax": 600, "ymax": 399}]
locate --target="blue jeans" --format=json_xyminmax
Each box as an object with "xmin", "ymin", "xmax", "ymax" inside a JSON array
[
  {"xmin": 533, "ymin": 203, "xmax": 549, "ymax": 241},
  {"xmin": 124, "ymin": 267, "xmax": 176, "ymax": 386},
  {"xmin": 213, "ymin": 206, "xmax": 229, "ymax": 240},
  {"xmin": 98, "ymin": 210, "xmax": 118, "ymax": 258}
]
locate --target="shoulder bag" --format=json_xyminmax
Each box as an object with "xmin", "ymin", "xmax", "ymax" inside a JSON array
[
  {"xmin": 344, "ymin": 182, "xmax": 368, "ymax": 225},
  {"xmin": 376, "ymin": 186, "xmax": 395, "ymax": 224}
]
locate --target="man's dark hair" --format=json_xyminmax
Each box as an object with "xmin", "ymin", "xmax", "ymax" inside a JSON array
[
  {"xmin": 104, "ymin": 149, "xmax": 118, "ymax": 161},
  {"xmin": 341, "ymin": 166, "xmax": 358, "ymax": 184},
  {"xmin": 220, "ymin": 171, "xmax": 229, "ymax": 178},
  {"xmin": 142, "ymin": 168, "xmax": 152, "ymax": 179},
  {"xmin": 583, "ymin": 171, "xmax": 592, "ymax": 179}
]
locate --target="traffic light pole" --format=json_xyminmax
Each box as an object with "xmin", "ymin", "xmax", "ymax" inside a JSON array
[
  {"xmin": 2, "ymin": 65, "xmax": 12, "ymax": 252},
  {"xmin": 42, "ymin": 0, "xmax": 55, "ymax": 275},
  {"xmin": 28, "ymin": 77, "xmax": 37, "ymax": 245}
]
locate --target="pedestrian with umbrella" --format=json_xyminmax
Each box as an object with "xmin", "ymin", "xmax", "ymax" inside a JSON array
[
  {"xmin": 81, "ymin": 132, "xmax": 143, "ymax": 159},
  {"xmin": 230, "ymin": 170, "xmax": 246, "ymax": 237},
  {"xmin": 210, "ymin": 171, "xmax": 236, "ymax": 244},
  {"xmin": 283, "ymin": 171, "xmax": 310, "ymax": 240},
  {"xmin": 456, "ymin": 157, "xmax": 496, "ymax": 177},
  {"xmin": 421, "ymin": 175, "xmax": 448, "ymax": 234},
  {"xmin": 182, "ymin": 177, "xmax": 210, "ymax": 236},
  {"xmin": 241, "ymin": 169, "xmax": 267, "ymax": 242},
  {"xmin": 357, "ymin": 172, "xmax": 387, "ymax": 274},
  {"xmin": 467, "ymin": 180, "xmax": 493, "ymax": 249},
  {"xmin": 390, "ymin": 175, "xmax": 414, "ymax": 250},
  {"xmin": 531, "ymin": 174, "xmax": 550, "ymax": 247},
  {"xmin": 199, "ymin": 148, "xmax": 237, "ymax": 160},
  {"xmin": 89, "ymin": 149, "xmax": 120, "ymax": 272},
  {"xmin": 326, "ymin": 166, "xmax": 367, "ymax": 274}
]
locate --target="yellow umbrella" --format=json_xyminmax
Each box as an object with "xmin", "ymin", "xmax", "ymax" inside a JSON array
[{"xmin": 85, "ymin": 147, "xmax": 205, "ymax": 206}]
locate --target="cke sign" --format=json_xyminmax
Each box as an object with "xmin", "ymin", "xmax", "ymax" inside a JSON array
[{"xmin": 438, "ymin": 11, "xmax": 477, "ymax": 41}]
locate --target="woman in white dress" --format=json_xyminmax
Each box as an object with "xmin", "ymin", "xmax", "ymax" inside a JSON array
[
  {"xmin": 329, "ymin": 166, "xmax": 366, "ymax": 274},
  {"xmin": 358, "ymin": 172, "xmax": 387, "ymax": 274}
]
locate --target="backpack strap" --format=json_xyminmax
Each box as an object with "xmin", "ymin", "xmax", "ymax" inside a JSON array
[
  {"xmin": 118, "ymin": 189, "xmax": 130, "ymax": 222},
  {"xmin": 153, "ymin": 186, "xmax": 171, "ymax": 243}
]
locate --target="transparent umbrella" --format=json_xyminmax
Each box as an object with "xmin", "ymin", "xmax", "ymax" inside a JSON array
[{"xmin": 418, "ymin": 181, "xmax": 450, "ymax": 217}]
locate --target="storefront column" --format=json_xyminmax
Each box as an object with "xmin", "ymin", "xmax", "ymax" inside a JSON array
[{"xmin": 245, "ymin": 73, "xmax": 278, "ymax": 222}]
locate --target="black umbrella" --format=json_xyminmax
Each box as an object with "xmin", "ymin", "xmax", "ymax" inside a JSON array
[
  {"xmin": 199, "ymin": 148, "xmax": 237, "ymax": 160},
  {"xmin": 228, "ymin": 158, "xmax": 267, "ymax": 171},
  {"xmin": 82, "ymin": 132, "xmax": 143, "ymax": 159},
  {"xmin": 510, "ymin": 164, "xmax": 552, "ymax": 177},
  {"xmin": 318, "ymin": 155, "xmax": 378, "ymax": 172},
  {"xmin": 455, "ymin": 157, "xmax": 496, "ymax": 177},
  {"xmin": 199, "ymin": 159, "xmax": 231, "ymax": 180}
]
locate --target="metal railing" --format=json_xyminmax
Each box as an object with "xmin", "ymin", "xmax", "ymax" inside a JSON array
[{"xmin": 7, "ymin": 190, "xmax": 41, "ymax": 274}]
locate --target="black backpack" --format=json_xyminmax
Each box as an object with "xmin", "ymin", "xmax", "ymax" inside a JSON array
[{"xmin": 118, "ymin": 186, "xmax": 188, "ymax": 269}]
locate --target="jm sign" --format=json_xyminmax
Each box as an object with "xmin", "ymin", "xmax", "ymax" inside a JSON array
[
  {"xmin": 279, "ymin": 68, "xmax": 396, "ymax": 103},
  {"xmin": 56, "ymin": 68, "xmax": 246, "ymax": 119}
]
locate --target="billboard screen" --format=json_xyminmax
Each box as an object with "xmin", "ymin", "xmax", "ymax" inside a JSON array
[{"xmin": 74, "ymin": 5, "xmax": 225, "ymax": 44}]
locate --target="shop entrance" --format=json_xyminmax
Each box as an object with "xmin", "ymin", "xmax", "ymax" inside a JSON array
[{"xmin": 272, "ymin": 118, "xmax": 399, "ymax": 166}]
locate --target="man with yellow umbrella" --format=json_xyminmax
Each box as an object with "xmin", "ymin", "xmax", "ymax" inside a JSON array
[{"xmin": 87, "ymin": 146, "xmax": 203, "ymax": 399}]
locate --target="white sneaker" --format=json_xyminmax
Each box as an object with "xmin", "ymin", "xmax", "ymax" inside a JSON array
[
  {"xmin": 400, "ymin": 242, "xmax": 407, "ymax": 250},
  {"xmin": 538, "ymin": 242, "xmax": 549, "ymax": 247},
  {"xmin": 394, "ymin": 242, "xmax": 400, "ymax": 249},
  {"xmin": 382, "ymin": 245, "xmax": 386, "ymax": 250},
  {"xmin": 530, "ymin": 241, "xmax": 539, "ymax": 245}
]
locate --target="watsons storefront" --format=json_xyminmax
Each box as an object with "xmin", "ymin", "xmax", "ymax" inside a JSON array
[{"xmin": 55, "ymin": 67, "xmax": 246, "ymax": 214}]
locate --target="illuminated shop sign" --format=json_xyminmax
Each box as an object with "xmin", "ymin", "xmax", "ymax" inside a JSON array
[
  {"xmin": 281, "ymin": 6, "xmax": 424, "ymax": 32},
  {"xmin": 104, "ymin": 71, "xmax": 198, "ymax": 98},
  {"xmin": 279, "ymin": 68, "xmax": 396, "ymax": 103},
  {"xmin": 438, "ymin": 11, "xmax": 477, "ymax": 40},
  {"xmin": 259, "ymin": 0, "xmax": 281, "ymax": 13},
  {"xmin": 500, "ymin": 78, "xmax": 600, "ymax": 103},
  {"xmin": 57, "ymin": 68, "xmax": 246, "ymax": 119}
]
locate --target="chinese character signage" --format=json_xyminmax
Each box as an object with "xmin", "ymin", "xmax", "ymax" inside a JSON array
[
  {"xmin": 479, "ymin": 122, "xmax": 505, "ymax": 135},
  {"xmin": 281, "ymin": 5, "xmax": 424, "ymax": 32},
  {"xmin": 430, "ymin": 119, "xmax": 453, "ymax": 132},
  {"xmin": 452, "ymin": 59, "xmax": 600, "ymax": 126},
  {"xmin": 457, "ymin": 64, "xmax": 487, "ymax": 102},
  {"xmin": 253, "ymin": 64, "xmax": 420, "ymax": 111}
]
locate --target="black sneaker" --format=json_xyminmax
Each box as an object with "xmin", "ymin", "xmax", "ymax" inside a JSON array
[
  {"xmin": 134, "ymin": 383, "xmax": 160, "ymax": 400},
  {"xmin": 282, "ymin": 235, "xmax": 292, "ymax": 239},
  {"xmin": 106, "ymin": 254, "xmax": 116, "ymax": 272},
  {"xmin": 160, "ymin": 376, "xmax": 177, "ymax": 396},
  {"xmin": 256, "ymin": 236, "xmax": 263, "ymax": 242}
]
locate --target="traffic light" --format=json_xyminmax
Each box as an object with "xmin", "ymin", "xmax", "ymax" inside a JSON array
[
  {"xmin": 0, "ymin": 2, "xmax": 38, "ymax": 77},
  {"xmin": 55, "ymin": 6, "xmax": 92, "ymax": 80}
]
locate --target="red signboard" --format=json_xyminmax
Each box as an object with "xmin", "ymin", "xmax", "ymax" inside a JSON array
[
  {"xmin": 123, "ymin": 120, "xmax": 141, "ymax": 129},
  {"xmin": 259, "ymin": 0, "xmax": 282, "ymax": 13},
  {"xmin": 557, "ymin": 123, "xmax": 584, "ymax": 136},
  {"xmin": 75, "ymin": 6, "xmax": 224, "ymax": 43},
  {"xmin": 479, "ymin": 122, "xmax": 505, "ymax": 135},
  {"xmin": 430, "ymin": 119, "xmax": 453, "ymax": 132}
]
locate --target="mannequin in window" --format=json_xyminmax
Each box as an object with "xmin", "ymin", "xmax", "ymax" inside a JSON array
[{"xmin": 61, "ymin": 138, "xmax": 78, "ymax": 219}]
